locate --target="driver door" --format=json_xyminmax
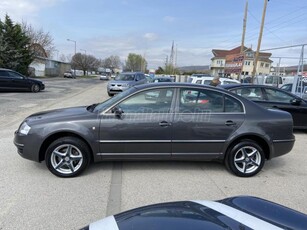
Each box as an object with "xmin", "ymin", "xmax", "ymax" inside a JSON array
[{"xmin": 98, "ymin": 88, "xmax": 175, "ymax": 159}]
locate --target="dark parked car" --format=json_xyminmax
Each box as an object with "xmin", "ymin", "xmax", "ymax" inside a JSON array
[
  {"xmin": 107, "ymin": 72, "xmax": 147, "ymax": 96},
  {"xmin": 14, "ymin": 83, "xmax": 294, "ymax": 177},
  {"xmin": 0, "ymin": 68, "xmax": 45, "ymax": 92},
  {"xmin": 82, "ymin": 196, "xmax": 307, "ymax": 230},
  {"xmin": 222, "ymin": 84, "xmax": 307, "ymax": 129}
]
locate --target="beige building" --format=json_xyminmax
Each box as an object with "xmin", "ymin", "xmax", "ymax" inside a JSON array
[{"xmin": 211, "ymin": 46, "xmax": 273, "ymax": 79}]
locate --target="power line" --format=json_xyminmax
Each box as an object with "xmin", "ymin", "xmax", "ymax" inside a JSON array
[{"xmin": 260, "ymin": 43, "xmax": 307, "ymax": 51}]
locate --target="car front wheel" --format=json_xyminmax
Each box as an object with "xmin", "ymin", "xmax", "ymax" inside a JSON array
[
  {"xmin": 31, "ymin": 84, "xmax": 40, "ymax": 92},
  {"xmin": 45, "ymin": 137, "xmax": 91, "ymax": 177},
  {"xmin": 225, "ymin": 140, "xmax": 265, "ymax": 177}
]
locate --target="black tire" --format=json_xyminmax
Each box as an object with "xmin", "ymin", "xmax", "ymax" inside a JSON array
[
  {"xmin": 225, "ymin": 140, "xmax": 265, "ymax": 177},
  {"xmin": 45, "ymin": 137, "xmax": 91, "ymax": 177},
  {"xmin": 108, "ymin": 92, "xmax": 113, "ymax": 97},
  {"xmin": 31, "ymin": 84, "xmax": 40, "ymax": 93}
]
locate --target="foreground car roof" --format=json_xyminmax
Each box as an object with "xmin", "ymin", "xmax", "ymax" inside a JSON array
[
  {"xmin": 82, "ymin": 196, "xmax": 307, "ymax": 230},
  {"xmin": 134, "ymin": 82, "xmax": 224, "ymax": 90}
]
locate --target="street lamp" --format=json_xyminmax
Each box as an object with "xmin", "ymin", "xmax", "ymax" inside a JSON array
[{"xmin": 67, "ymin": 38, "xmax": 77, "ymax": 76}]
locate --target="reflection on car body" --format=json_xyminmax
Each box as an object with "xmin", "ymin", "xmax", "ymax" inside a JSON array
[
  {"xmin": 82, "ymin": 196, "xmax": 307, "ymax": 230},
  {"xmin": 14, "ymin": 83, "xmax": 294, "ymax": 177}
]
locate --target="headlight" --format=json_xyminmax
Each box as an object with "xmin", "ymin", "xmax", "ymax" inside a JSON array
[
  {"xmin": 122, "ymin": 83, "xmax": 129, "ymax": 87},
  {"xmin": 19, "ymin": 122, "xmax": 31, "ymax": 135}
]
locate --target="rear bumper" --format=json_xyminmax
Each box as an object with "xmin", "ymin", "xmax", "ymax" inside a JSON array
[{"xmin": 270, "ymin": 138, "xmax": 295, "ymax": 159}]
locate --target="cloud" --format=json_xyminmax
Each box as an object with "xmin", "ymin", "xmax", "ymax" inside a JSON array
[
  {"xmin": 143, "ymin": 33, "xmax": 158, "ymax": 41},
  {"xmin": 0, "ymin": 0, "xmax": 61, "ymax": 22}
]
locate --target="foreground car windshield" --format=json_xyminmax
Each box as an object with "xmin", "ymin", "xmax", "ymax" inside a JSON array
[
  {"xmin": 93, "ymin": 88, "xmax": 134, "ymax": 112},
  {"xmin": 115, "ymin": 74, "xmax": 135, "ymax": 81}
]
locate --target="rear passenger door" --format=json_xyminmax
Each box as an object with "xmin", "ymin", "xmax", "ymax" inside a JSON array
[{"xmin": 172, "ymin": 87, "xmax": 245, "ymax": 158}]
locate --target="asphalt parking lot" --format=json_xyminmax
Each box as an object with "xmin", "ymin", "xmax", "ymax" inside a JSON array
[{"xmin": 0, "ymin": 78, "xmax": 306, "ymax": 229}]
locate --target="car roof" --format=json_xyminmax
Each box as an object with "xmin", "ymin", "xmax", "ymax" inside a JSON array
[
  {"xmin": 0, "ymin": 68, "xmax": 13, "ymax": 71},
  {"xmin": 120, "ymin": 72, "xmax": 144, "ymax": 74},
  {"xmin": 133, "ymin": 82, "xmax": 227, "ymax": 91},
  {"xmin": 221, "ymin": 83, "xmax": 276, "ymax": 89}
]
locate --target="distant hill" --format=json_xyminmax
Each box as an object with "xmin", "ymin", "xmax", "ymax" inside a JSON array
[{"xmin": 178, "ymin": 65, "xmax": 210, "ymax": 73}]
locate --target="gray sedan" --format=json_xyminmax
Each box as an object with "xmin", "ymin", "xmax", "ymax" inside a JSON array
[{"xmin": 14, "ymin": 83, "xmax": 295, "ymax": 177}]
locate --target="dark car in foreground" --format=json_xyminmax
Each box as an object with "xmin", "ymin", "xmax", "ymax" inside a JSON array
[
  {"xmin": 0, "ymin": 68, "xmax": 45, "ymax": 92},
  {"xmin": 82, "ymin": 196, "xmax": 307, "ymax": 230},
  {"xmin": 222, "ymin": 84, "xmax": 307, "ymax": 129},
  {"xmin": 14, "ymin": 83, "xmax": 294, "ymax": 177}
]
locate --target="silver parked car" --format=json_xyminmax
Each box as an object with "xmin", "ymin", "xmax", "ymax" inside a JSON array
[
  {"xmin": 14, "ymin": 83, "xmax": 295, "ymax": 177},
  {"xmin": 107, "ymin": 72, "xmax": 147, "ymax": 96}
]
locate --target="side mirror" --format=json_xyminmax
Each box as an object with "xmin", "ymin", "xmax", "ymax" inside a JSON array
[
  {"xmin": 112, "ymin": 106, "xmax": 124, "ymax": 118},
  {"xmin": 290, "ymin": 98, "xmax": 302, "ymax": 105}
]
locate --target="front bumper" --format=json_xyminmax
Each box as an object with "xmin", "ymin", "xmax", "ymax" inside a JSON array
[
  {"xmin": 14, "ymin": 131, "xmax": 42, "ymax": 162},
  {"xmin": 107, "ymin": 86, "xmax": 129, "ymax": 94}
]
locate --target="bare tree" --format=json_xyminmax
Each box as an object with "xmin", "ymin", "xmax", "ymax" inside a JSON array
[
  {"xmin": 22, "ymin": 21, "xmax": 55, "ymax": 58},
  {"xmin": 72, "ymin": 53, "xmax": 100, "ymax": 75},
  {"xmin": 101, "ymin": 55, "xmax": 121, "ymax": 72}
]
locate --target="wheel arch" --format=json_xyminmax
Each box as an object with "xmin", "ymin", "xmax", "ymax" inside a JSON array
[
  {"xmin": 225, "ymin": 135, "xmax": 271, "ymax": 160},
  {"xmin": 39, "ymin": 131, "xmax": 94, "ymax": 162}
]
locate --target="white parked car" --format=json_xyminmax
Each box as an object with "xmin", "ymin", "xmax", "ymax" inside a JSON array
[
  {"xmin": 99, "ymin": 73, "xmax": 109, "ymax": 80},
  {"xmin": 188, "ymin": 76, "xmax": 240, "ymax": 85}
]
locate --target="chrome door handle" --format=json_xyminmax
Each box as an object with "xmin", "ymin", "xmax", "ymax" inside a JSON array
[
  {"xmin": 225, "ymin": 120, "xmax": 236, "ymax": 126},
  {"xmin": 159, "ymin": 121, "xmax": 172, "ymax": 127}
]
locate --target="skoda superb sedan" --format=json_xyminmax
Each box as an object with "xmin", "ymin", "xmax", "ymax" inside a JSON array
[
  {"xmin": 82, "ymin": 196, "xmax": 307, "ymax": 230},
  {"xmin": 14, "ymin": 83, "xmax": 295, "ymax": 177}
]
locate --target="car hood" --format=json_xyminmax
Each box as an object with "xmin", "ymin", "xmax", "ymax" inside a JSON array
[
  {"xmin": 25, "ymin": 106, "xmax": 90, "ymax": 124},
  {"xmin": 109, "ymin": 80, "xmax": 133, "ymax": 85},
  {"xmin": 27, "ymin": 77, "xmax": 43, "ymax": 84}
]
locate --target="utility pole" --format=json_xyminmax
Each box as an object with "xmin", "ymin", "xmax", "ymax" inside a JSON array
[
  {"xmin": 241, "ymin": 0, "xmax": 248, "ymax": 53},
  {"xmin": 251, "ymin": 0, "xmax": 269, "ymax": 83}
]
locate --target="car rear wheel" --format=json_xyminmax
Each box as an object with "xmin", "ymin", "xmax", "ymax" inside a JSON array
[
  {"xmin": 45, "ymin": 137, "xmax": 91, "ymax": 177},
  {"xmin": 31, "ymin": 84, "xmax": 40, "ymax": 92},
  {"xmin": 225, "ymin": 140, "xmax": 265, "ymax": 177}
]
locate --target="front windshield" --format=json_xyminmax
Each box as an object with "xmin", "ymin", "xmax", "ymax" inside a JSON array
[
  {"xmin": 93, "ymin": 88, "xmax": 135, "ymax": 112},
  {"xmin": 115, "ymin": 74, "xmax": 136, "ymax": 81}
]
